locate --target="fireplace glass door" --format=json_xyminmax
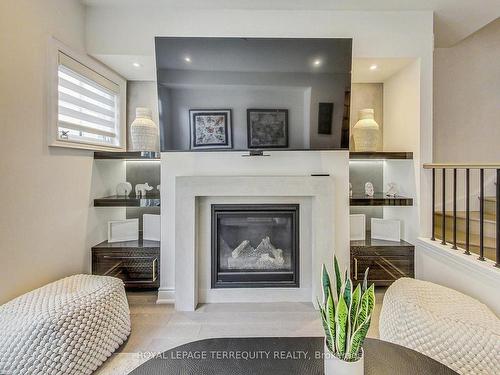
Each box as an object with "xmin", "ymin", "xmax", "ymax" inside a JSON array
[{"xmin": 211, "ymin": 204, "xmax": 299, "ymax": 288}]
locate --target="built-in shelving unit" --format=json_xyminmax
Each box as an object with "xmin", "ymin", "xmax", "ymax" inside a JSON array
[
  {"xmin": 94, "ymin": 194, "xmax": 161, "ymax": 207},
  {"xmin": 350, "ymin": 193, "xmax": 413, "ymax": 207},
  {"xmin": 349, "ymin": 151, "xmax": 413, "ymax": 160}
]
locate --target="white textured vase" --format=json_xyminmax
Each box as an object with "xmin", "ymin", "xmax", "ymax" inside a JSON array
[
  {"xmin": 130, "ymin": 107, "xmax": 158, "ymax": 152},
  {"xmin": 352, "ymin": 108, "xmax": 380, "ymax": 152},
  {"xmin": 324, "ymin": 346, "xmax": 364, "ymax": 375}
]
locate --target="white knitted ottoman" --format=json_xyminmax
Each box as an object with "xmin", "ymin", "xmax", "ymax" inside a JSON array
[
  {"xmin": 0, "ymin": 274, "xmax": 131, "ymax": 375},
  {"xmin": 380, "ymin": 278, "xmax": 500, "ymax": 374}
]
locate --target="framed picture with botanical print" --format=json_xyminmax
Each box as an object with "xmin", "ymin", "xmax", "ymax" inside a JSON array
[
  {"xmin": 247, "ymin": 109, "xmax": 288, "ymax": 148},
  {"xmin": 189, "ymin": 109, "xmax": 233, "ymax": 149}
]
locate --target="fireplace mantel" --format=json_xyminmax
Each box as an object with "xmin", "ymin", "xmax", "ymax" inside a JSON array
[{"xmin": 174, "ymin": 175, "xmax": 335, "ymax": 311}]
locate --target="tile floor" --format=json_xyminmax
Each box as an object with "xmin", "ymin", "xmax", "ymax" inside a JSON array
[{"xmin": 95, "ymin": 288, "xmax": 385, "ymax": 374}]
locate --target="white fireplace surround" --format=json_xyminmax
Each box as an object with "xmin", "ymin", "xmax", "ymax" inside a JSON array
[{"xmin": 174, "ymin": 175, "xmax": 335, "ymax": 311}]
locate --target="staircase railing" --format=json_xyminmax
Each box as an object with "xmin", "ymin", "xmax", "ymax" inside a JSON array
[{"xmin": 423, "ymin": 163, "xmax": 500, "ymax": 268}]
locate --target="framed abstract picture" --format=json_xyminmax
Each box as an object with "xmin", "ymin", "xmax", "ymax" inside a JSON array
[
  {"xmin": 189, "ymin": 109, "xmax": 233, "ymax": 149},
  {"xmin": 247, "ymin": 109, "xmax": 289, "ymax": 148}
]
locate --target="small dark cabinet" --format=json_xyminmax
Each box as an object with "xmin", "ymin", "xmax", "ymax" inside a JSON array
[
  {"xmin": 92, "ymin": 239, "xmax": 160, "ymax": 289},
  {"xmin": 350, "ymin": 237, "xmax": 414, "ymax": 287}
]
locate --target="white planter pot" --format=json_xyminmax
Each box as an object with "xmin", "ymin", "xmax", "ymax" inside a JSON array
[
  {"xmin": 130, "ymin": 107, "xmax": 158, "ymax": 152},
  {"xmin": 352, "ymin": 108, "xmax": 380, "ymax": 152},
  {"xmin": 324, "ymin": 346, "xmax": 364, "ymax": 375}
]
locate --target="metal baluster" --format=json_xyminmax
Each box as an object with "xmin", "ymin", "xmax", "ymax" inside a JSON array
[
  {"xmin": 431, "ymin": 168, "xmax": 436, "ymax": 241},
  {"xmin": 496, "ymin": 169, "xmax": 500, "ymax": 267},
  {"xmin": 479, "ymin": 169, "xmax": 485, "ymax": 261},
  {"xmin": 441, "ymin": 168, "xmax": 446, "ymax": 245},
  {"xmin": 464, "ymin": 169, "xmax": 471, "ymax": 255},
  {"xmin": 452, "ymin": 169, "xmax": 458, "ymax": 249}
]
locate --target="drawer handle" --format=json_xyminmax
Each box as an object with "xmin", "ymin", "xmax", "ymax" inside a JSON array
[
  {"xmin": 152, "ymin": 258, "xmax": 158, "ymax": 282},
  {"xmin": 354, "ymin": 258, "xmax": 358, "ymax": 280}
]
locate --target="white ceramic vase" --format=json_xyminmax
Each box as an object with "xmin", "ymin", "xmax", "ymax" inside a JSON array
[
  {"xmin": 324, "ymin": 346, "xmax": 364, "ymax": 375},
  {"xmin": 130, "ymin": 107, "xmax": 158, "ymax": 152},
  {"xmin": 352, "ymin": 108, "xmax": 380, "ymax": 152}
]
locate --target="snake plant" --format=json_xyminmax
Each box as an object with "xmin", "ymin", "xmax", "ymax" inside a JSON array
[{"xmin": 318, "ymin": 255, "xmax": 375, "ymax": 362}]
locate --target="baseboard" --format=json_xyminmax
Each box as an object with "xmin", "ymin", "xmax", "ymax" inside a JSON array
[{"xmin": 157, "ymin": 288, "xmax": 175, "ymax": 304}]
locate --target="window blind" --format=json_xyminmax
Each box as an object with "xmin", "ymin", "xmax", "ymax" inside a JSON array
[{"xmin": 57, "ymin": 52, "xmax": 120, "ymax": 147}]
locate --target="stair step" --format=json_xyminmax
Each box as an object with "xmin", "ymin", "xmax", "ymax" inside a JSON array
[
  {"xmin": 435, "ymin": 211, "xmax": 496, "ymax": 223},
  {"xmin": 434, "ymin": 228, "xmax": 497, "ymax": 261}
]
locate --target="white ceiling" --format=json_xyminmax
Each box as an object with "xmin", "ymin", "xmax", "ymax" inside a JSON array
[{"xmin": 82, "ymin": 0, "xmax": 500, "ymax": 48}]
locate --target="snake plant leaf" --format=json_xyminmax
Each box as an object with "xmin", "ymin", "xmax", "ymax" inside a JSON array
[
  {"xmin": 362, "ymin": 267, "xmax": 369, "ymax": 293},
  {"xmin": 349, "ymin": 284, "xmax": 361, "ymax": 330},
  {"xmin": 326, "ymin": 288, "xmax": 336, "ymax": 335},
  {"xmin": 318, "ymin": 298, "xmax": 334, "ymax": 352},
  {"xmin": 322, "ymin": 264, "xmax": 332, "ymax": 304},
  {"xmin": 335, "ymin": 294, "xmax": 348, "ymax": 357},
  {"xmin": 357, "ymin": 284, "xmax": 375, "ymax": 329},
  {"xmin": 344, "ymin": 277, "xmax": 352, "ymax": 309},
  {"xmin": 348, "ymin": 315, "xmax": 371, "ymax": 361},
  {"xmin": 333, "ymin": 256, "xmax": 342, "ymax": 299}
]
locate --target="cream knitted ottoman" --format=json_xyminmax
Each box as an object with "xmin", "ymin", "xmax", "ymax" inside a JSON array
[
  {"xmin": 380, "ymin": 278, "xmax": 500, "ymax": 374},
  {"xmin": 0, "ymin": 274, "xmax": 131, "ymax": 375}
]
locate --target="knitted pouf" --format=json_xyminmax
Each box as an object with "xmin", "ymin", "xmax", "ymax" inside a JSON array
[
  {"xmin": 379, "ymin": 278, "xmax": 500, "ymax": 375},
  {"xmin": 0, "ymin": 275, "xmax": 131, "ymax": 375}
]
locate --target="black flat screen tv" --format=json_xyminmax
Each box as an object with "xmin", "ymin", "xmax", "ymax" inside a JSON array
[{"xmin": 155, "ymin": 37, "xmax": 352, "ymax": 152}]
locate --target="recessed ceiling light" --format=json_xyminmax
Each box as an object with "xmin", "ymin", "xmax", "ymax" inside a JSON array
[
  {"xmin": 313, "ymin": 59, "xmax": 322, "ymax": 66},
  {"xmin": 184, "ymin": 56, "xmax": 191, "ymax": 63},
  {"xmin": 132, "ymin": 62, "xmax": 142, "ymax": 68},
  {"xmin": 369, "ymin": 64, "xmax": 378, "ymax": 71}
]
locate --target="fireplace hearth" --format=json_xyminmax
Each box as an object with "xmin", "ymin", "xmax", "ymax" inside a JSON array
[{"xmin": 211, "ymin": 204, "xmax": 299, "ymax": 288}]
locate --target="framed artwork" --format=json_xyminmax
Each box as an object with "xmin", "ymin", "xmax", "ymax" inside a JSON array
[
  {"xmin": 247, "ymin": 109, "xmax": 289, "ymax": 148},
  {"xmin": 318, "ymin": 102, "xmax": 334, "ymax": 134},
  {"xmin": 371, "ymin": 218, "xmax": 401, "ymax": 242},
  {"xmin": 189, "ymin": 109, "xmax": 233, "ymax": 149}
]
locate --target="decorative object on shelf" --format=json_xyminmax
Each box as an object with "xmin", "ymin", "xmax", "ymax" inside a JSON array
[
  {"xmin": 318, "ymin": 102, "xmax": 334, "ymax": 134},
  {"xmin": 349, "ymin": 182, "xmax": 353, "ymax": 198},
  {"xmin": 143, "ymin": 214, "xmax": 161, "ymax": 241},
  {"xmin": 189, "ymin": 109, "xmax": 233, "ymax": 149},
  {"xmin": 350, "ymin": 214, "xmax": 366, "ymax": 241},
  {"xmin": 156, "ymin": 184, "xmax": 160, "ymax": 191},
  {"xmin": 130, "ymin": 107, "xmax": 159, "ymax": 152},
  {"xmin": 247, "ymin": 109, "xmax": 288, "ymax": 148},
  {"xmin": 385, "ymin": 182, "xmax": 399, "ymax": 197},
  {"xmin": 108, "ymin": 218, "xmax": 139, "ymax": 243},
  {"xmin": 352, "ymin": 108, "xmax": 380, "ymax": 152},
  {"xmin": 135, "ymin": 182, "xmax": 153, "ymax": 197},
  {"xmin": 364, "ymin": 182, "xmax": 374, "ymax": 197},
  {"xmin": 371, "ymin": 218, "xmax": 401, "ymax": 242},
  {"xmin": 319, "ymin": 256, "xmax": 375, "ymax": 375},
  {"xmin": 116, "ymin": 182, "xmax": 132, "ymax": 196}
]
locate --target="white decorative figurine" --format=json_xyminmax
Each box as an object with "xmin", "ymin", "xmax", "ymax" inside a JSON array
[
  {"xmin": 365, "ymin": 182, "xmax": 374, "ymax": 197},
  {"xmin": 116, "ymin": 182, "xmax": 132, "ymax": 196},
  {"xmin": 386, "ymin": 182, "xmax": 399, "ymax": 197},
  {"xmin": 156, "ymin": 184, "xmax": 160, "ymax": 191},
  {"xmin": 135, "ymin": 183, "xmax": 153, "ymax": 197}
]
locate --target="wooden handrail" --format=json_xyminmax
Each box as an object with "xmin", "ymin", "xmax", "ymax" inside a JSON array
[{"xmin": 424, "ymin": 163, "xmax": 500, "ymax": 169}]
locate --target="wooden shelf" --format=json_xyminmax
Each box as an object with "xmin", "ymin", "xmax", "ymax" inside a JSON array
[
  {"xmin": 350, "ymin": 193, "xmax": 413, "ymax": 206},
  {"xmin": 94, "ymin": 194, "xmax": 160, "ymax": 207},
  {"xmin": 92, "ymin": 239, "xmax": 160, "ymax": 250},
  {"xmin": 349, "ymin": 151, "xmax": 413, "ymax": 160},
  {"xmin": 94, "ymin": 151, "xmax": 160, "ymax": 160}
]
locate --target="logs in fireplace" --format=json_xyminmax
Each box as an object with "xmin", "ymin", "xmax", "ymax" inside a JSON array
[{"xmin": 211, "ymin": 204, "xmax": 299, "ymax": 288}]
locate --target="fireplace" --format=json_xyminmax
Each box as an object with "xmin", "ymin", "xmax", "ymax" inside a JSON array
[{"xmin": 211, "ymin": 204, "xmax": 300, "ymax": 288}]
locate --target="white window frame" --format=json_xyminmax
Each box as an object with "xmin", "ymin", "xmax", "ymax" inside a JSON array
[{"xmin": 47, "ymin": 38, "xmax": 127, "ymax": 151}]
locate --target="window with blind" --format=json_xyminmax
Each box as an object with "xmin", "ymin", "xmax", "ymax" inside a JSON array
[{"xmin": 48, "ymin": 40, "xmax": 126, "ymax": 151}]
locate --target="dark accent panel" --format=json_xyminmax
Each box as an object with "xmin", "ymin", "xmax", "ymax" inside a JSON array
[
  {"xmin": 350, "ymin": 237, "xmax": 415, "ymax": 287},
  {"xmin": 94, "ymin": 151, "xmax": 160, "ymax": 160},
  {"xmin": 211, "ymin": 204, "xmax": 300, "ymax": 289},
  {"xmin": 92, "ymin": 240, "xmax": 160, "ymax": 289}
]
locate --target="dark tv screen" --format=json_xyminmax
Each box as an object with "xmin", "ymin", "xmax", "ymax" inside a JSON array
[{"xmin": 155, "ymin": 37, "xmax": 352, "ymax": 151}]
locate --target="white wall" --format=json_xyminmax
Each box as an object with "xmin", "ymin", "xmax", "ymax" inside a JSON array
[
  {"xmin": 382, "ymin": 61, "xmax": 421, "ymax": 244},
  {"xmin": 0, "ymin": 0, "xmax": 124, "ymax": 304}
]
